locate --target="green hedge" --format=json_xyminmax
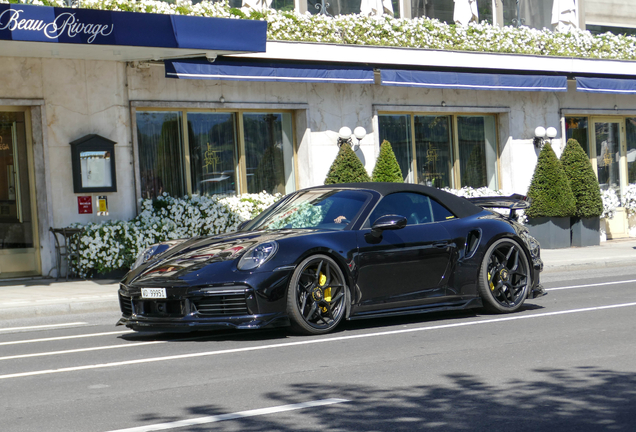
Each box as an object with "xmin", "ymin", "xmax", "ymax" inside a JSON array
[
  {"xmin": 526, "ymin": 144, "xmax": 576, "ymax": 218},
  {"xmin": 324, "ymin": 144, "xmax": 370, "ymax": 184},
  {"xmin": 372, "ymin": 140, "xmax": 403, "ymax": 182},
  {"xmin": 560, "ymin": 138, "xmax": 603, "ymax": 218}
]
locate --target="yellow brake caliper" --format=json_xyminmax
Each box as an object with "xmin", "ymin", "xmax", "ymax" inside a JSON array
[
  {"xmin": 488, "ymin": 271, "xmax": 495, "ymax": 291},
  {"xmin": 319, "ymin": 272, "xmax": 332, "ymax": 313}
]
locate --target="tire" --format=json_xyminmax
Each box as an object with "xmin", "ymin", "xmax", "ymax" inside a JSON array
[
  {"xmin": 286, "ymin": 254, "xmax": 348, "ymax": 335},
  {"xmin": 477, "ymin": 238, "xmax": 531, "ymax": 313}
]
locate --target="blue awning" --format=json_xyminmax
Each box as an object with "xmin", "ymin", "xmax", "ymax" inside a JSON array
[
  {"xmin": 0, "ymin": 4, "xmax": 266, "ymax": 53},
  {"xmin": 576, "ymin": 77, "xmax": 636, "ymax": 94},
  {"xmin": 165, "ymin": 59, "xmax": 375, "ymax": 84},
  {"xmin": 381, "ymin": 70, "xmax": 568, "ymax": 92}
]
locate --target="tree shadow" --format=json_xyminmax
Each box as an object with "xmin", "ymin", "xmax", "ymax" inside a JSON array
[{"xmin": 131, "ymin": 366, "xmax": 635, "ymax": 431}]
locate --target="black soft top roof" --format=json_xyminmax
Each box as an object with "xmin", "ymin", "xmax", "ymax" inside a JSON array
[{"xmin": 306, "ymin": 183, "xmax": 484, "ymax": 219}]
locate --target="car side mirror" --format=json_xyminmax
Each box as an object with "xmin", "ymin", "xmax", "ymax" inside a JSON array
[{"xmin": 371, "ymin": 214, "xmax": 407, "ymax": 237}]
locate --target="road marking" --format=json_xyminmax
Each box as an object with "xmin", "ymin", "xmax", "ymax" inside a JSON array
[
  {"xmin": 0, "ymin": 322, "xmax": 88, "ymax": 332},
  {"xmin": 1, "ymin": 301, "xmax": 635, "ymax": 381},
  {"xmin": 104, "ymin": 398, "xmax": 349, "ymax": 432},
  {"xmin": 0, "ymin": 334, "xmax": 210, "ymax": 359},
  {"xmin": 0, "ymin": 341, "xmax": 166, "ymax": 361},
  {"xmin": 0, "ymin": 330, "xmax": 134, "ymax": 346},
  {"xmin": 547, "ymin": 279, "xmax": 636, "ymax": 291}
]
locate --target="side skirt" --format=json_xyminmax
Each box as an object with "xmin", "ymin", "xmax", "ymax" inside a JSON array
[{"xmin": 347, "ymin": 297, "xmax": 483, "ymax": 321}]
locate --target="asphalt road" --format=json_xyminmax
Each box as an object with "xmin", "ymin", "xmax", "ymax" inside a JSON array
[{"xmin": 1, "ymin": 268, "xmax": 636, "ymax": 432}]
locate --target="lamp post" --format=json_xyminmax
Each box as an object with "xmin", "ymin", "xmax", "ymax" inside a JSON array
[
  {"xmin": 534, "ymin": 126, "xmax": 557, "ymax": 148},
  {"xmin": 338, "ymin": 126, "xmax": 366, "ymax": 151}
]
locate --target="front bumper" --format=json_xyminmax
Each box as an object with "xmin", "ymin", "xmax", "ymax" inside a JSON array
[
  {"xmin": 116, "ymin": 312, "xmax": 290, "ymax": 332},
  {"xmin": 117, "ymin": 269, "xmax": 293, "ymax": 332}
]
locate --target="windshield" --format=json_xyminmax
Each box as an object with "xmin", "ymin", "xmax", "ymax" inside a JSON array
[{"xmin": 249, "ymin": 189, "xmax": 370, "ymax": 231}]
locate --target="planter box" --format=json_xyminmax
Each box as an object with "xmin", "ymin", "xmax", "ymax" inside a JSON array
[
  {"xmin": 571, "ymin": 217, "xmax": 600, "ymax": 247},
  {"xmin": 526, "ymin": 217, "xmax": 571, "ymax": 249},
  {"xmin": 606, "ymin": 208, "xmax": 628, "ymax": 239}
]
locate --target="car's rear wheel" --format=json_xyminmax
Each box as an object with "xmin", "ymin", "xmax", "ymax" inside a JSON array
[
  {"xmin": 477, "ymin": 238, "xmax": 530, "ymax": 313},
  {"xmin": 287, "ymin": 254, "xmax": 347, "ymax": 335}
]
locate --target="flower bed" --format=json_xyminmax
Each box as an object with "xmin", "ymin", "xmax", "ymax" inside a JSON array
[
  {"xmin": 4, "ymin": 0, "xmax": 636, "ymax": 61},
  {"xmin": 69, "ymin": 192, "xmax": 280, "ymax": 278}
]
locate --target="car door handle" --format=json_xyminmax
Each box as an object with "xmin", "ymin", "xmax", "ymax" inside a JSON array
[{"xmin": 433, "ymin": 241, "xmax": 448, "ymax": 248}]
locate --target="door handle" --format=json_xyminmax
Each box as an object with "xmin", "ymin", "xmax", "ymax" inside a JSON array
[{"xmin": 433, "ymin": 241, "xmax": 448, "ymax": 248}]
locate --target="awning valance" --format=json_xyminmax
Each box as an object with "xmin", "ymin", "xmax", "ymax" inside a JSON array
[
  {"xmin": 164, "ymin": 59, "xmax": 375, "ymax": 84},
  {"xmin": 381, "ymin": 70, "xmax": 568, "ymax": 92},
  {"xmin": 576, "ymin": 77, "xmax": 636, "ymax": 94}
]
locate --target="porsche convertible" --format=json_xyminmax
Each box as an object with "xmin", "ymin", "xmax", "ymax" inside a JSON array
[{"xmin": 117, "ymin": 183, "xmax": 545, "ymax": 335}]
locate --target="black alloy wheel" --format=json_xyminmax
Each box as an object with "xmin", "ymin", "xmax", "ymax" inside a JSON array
[
  {"xmin": 286, "ymin": 254, "xmax": 348, "ymax": 335},
  {"xmin": 477, "ymin": 238, "xmax": 531, "ymax": 313}
]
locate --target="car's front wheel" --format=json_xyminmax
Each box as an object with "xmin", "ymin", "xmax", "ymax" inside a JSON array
[
  {"xmin": 477, "ymin": 238, "xmax": 531, "ymax": 313},
  {"xmin": 287, "ymin": 254, "xmax": 347, "ymax": 335}
]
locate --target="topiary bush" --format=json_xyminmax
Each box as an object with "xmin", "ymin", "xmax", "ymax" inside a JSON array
[
  {"xmin": 526, "ymin": 144, "xmax": 576, "ymax": 218},
  {"xmin": 324, "ymin": 144, "xmax": 370, "ymax": 184},
  {"xmin": 560, "ymin": 138, "xmax": 603, "ymax": 218},
  {"xmin": 372, "ymin": 140, "xmax": 403, "ymax": 182}
]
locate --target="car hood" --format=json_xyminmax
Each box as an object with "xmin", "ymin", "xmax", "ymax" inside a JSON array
[{"xmin": 127, "ymin": 229, "xmax": 318, "ymax": 286}]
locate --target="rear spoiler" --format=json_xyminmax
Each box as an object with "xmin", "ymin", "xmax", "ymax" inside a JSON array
[{"xmin": 466, "ymin": 194, "xmax": 530, "ymax": 220}]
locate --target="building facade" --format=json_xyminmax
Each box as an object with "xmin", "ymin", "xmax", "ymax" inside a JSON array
[{"xmin": 1, "ymin": 0, "xmax": 636, "ymax": 278}]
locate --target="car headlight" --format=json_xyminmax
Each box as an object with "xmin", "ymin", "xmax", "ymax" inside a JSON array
[
  {"xmin": 237, "ymin": 241, "xmax": 278, "ymax": 271},
  {"xmin": 131, "ymin": 240, "xmax": 184, "ymax": 270}
]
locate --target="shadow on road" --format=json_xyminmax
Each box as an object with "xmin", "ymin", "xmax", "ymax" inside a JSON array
[
  {"xmin": 119, "ymin": 304, "xmax": 545, "ymax": 344},
  {"xmin": 130, "ymin": 366, "xmax": 636, "ymax": 431}
]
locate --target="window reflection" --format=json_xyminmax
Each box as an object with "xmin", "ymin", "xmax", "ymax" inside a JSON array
[
  {"xmin": 137, "ymin": 111, "xmax": 186, "ymax": 199},
  {"xmin": 458, "ymin": 116, "xmax": 498, "ymax": 189},
  {"xmin": 565, "ymin": 117, "xmax": 589, "ymax": 155},
  {"xmin": 307, "ymin": 0, "xmax": 398, "ymax": 17},
  {"xmin": 503, "ymin": 0, "xmax": 552, "ymax": 30},
  {"xmin": 244, "ymin": 113, "xmax": 295, "ymax": 195},
  {"xmin": 415, "ymin": 115, "xmax": 452, "ymax": 189},
  {"xmin": 378, "ymin": 115, "xmax": 412, "ymax": 182},
  {"xmin": 595, "ymin": 122, "xmax": 621, "ymax": 193},
  {"xmin": 627, "ymin": 119, "xmax": 636, "ymax": 184},
  {"xmin": 378, "ymin": 113, "xmax": 498, "ymax": 189},
  {"xmin": 412, "ymin": 0, "xmax": 491, "ymax": 24},
  {"xmin": 0, "ymin": 112, "xmax": 33, "ymax": 249},
  {"xmin": 188, "ymin": 113, "xmax": 237, "ymax": 196}
]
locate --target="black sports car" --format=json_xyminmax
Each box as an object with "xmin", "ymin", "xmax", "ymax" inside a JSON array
[{"xmin": 117, "ymin": 183, "xmax": 545, "ymax": 335}]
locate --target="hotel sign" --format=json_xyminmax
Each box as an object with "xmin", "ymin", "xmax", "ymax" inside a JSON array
[
  {"xmin": 0, "ymin": 8, "xmax": 114, "ymax": 44},
  {"xmin": 0, "ymin": 3, "xmax": 266, "ymax": 52}
]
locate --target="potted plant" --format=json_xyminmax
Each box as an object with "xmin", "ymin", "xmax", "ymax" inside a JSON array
[
  {"xmin": 525, "ymin": 143, "xmax": 576, "ymax": 249},
  {"xmin": 372, "ymin": 140, "xmax": 403, "ymax": 182},
  {"xmin": 560, "ymin": 138, "xmax": 603, "ymax": 246},
  {"xmin": 325, "ymin": 143, "xmax": 370, "ymax": 184}
]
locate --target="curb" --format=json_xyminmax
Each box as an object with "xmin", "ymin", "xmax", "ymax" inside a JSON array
[
  {"xmin": 543, "ymin": 257, "xmax": 636, "ymax": 273},
  {"xmin": 1, "ymin": 299, "xmax": 120, "ymax": 320}
]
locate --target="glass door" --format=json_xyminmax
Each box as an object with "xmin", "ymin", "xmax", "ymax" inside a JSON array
[
  {"xmin": 0, "ymin": 111, "xmax": 39, "ymax": 277},
  {"xmin": 591, "ymin": 119, "xmax": 626, "ymax": 197}
]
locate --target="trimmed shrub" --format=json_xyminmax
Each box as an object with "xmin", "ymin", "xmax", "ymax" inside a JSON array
[
  {"xmin": 560, "ymin": 138, "xmax": 603, "ymax": 218},
  {"xmin": 372, "ymin": 140, "xmax": 403, "ymax": 182},
  {"xmin": 324, "ymin": 144, "xmax": 370, "ymax": 184},
  {"xmin": 526, "ymin": 144, "xmax": 576, "ymax": 218}
]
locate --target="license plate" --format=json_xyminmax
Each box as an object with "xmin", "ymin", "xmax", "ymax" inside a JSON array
[{"xmin": 141, "ymin": 288, "xmax": 166, "ymax": 299}]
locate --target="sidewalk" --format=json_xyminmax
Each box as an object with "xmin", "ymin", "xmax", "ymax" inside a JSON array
[{"xmin": 1, "ymin": 238, "xmax": 635, "ymax": 321}]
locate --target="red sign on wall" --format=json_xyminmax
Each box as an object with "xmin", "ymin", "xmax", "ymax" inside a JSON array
[{"xmin": 78, "ymin": 196, "xmax": 93, "ymax": 214}]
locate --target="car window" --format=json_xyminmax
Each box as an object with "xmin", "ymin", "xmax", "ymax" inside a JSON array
[
  {"xmin": 249, "ymin": 189, "xmax": 370, "ymax": 231},
  {"xmin": 369, "ymin": 192, "xmax": 456, "ymax": 226},
  {"xmin": 430, "ymin": 198, "xmax": 456, "ymax": 222}
]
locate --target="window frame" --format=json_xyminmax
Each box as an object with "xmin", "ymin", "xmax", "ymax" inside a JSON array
[
  {"xmin": 132, "ymin": 106, "xmax": 299, "ymax": 202},
  {"xmin": 376, "ymin": 109, "xmax": 501, "ymax": 189}
]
